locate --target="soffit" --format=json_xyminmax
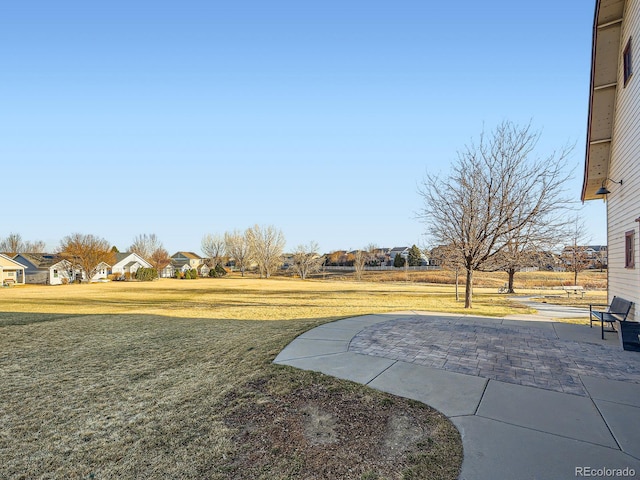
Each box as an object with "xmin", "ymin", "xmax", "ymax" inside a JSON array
[{"xmin": 582, "ymin": 0, "xmax": 625, "ymax": 201}]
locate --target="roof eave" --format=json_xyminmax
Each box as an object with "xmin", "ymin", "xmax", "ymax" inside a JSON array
[{"xmin": 582, "ymin": 0, "xmax": 625, "ymax": 201}]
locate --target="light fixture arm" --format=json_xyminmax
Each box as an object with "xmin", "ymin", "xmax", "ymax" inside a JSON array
[
  {"xmin": 595, "ymin": 177, "xmax": 623, "ymax": 196},
  {"xmin": 607, "ymin": 178, "xmax": 623, "ymax": 186}
]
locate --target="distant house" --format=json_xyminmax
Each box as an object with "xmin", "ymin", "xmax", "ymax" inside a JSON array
[
  {"xmin": 588, "ymin": 245, "xmax": 608, "ymax": 268},
  {"xmin": 369, "ymin": 248, "xmax": 391, "ymax": 266},
  {"xmin": 162, "ymin": 252, "xmax": 205, "ymax": 278},
  {"xmin": 531, "ymin": 250, "xmax": 563, "ymax": 272},
  {"xmin": 0, "ymin": 254, "xmax": 26, "ymax": 285},
  {"xmin": 170, "ymin": 252, "xmax": 204, "ymax": 271},
  {"xmin": 12, "ymin": 253, "xmax": 72, "ymax": 285},
  {"xmin": 70, "ymin": 260, "xmax": 110, "ymax": 282},
  {"xmin": 111, "ymin": 252, "xmax": 152, "ymax": 278},
  {"xmin": 178, "ymin": 263, "xmax": 194, "ymax": 274},
  {"xmin": 582, "ymin": 0, "xmax": 639, "ymax": 321},
  {"xmin": 160, "ymin": 264, "xmax": 176, "ymax": 278},
  {"xmin": 560, "ymin": 245, "xmax": 608, "ymax": 269},
  {"xmin": 388, "ymin": 247, "xmax": 409, "ymax": 266},
  {"xmin": 87, "ymin": 262, "xmax": 110, "ymax": 282}
]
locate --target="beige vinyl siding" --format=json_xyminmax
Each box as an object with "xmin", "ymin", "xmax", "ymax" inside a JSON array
[{"xmin": 608, "ymin": 0, "xmax": 640, "ymax": 321}]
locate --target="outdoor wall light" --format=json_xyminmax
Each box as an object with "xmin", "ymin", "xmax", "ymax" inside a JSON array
[{"xmin": 595, "ymin": 178, "xmax": 623, "ymax": 196}]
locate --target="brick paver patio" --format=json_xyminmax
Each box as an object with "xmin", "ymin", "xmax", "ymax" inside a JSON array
[{"xmin": 349, "ymin": 315, "xmax": 640, "ymax": 396}]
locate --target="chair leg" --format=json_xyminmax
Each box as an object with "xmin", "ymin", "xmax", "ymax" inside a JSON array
[{"xmin": 602, "ymin": 319, "xmax": 605, "ymax": 340}]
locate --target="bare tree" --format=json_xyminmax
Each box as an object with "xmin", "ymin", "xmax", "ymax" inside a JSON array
[
  {"xmin": 353, "ymin": 250, "xmax": 367, "ymax": 281},
  {"xmin": 24, "ymin": 240, "xmax": 46, "ymax": 253},
  {"xmin": 490, "ymin": 219, "xmax": 565, "ymax": 293},
  {"xmin": 419, "ymin": 121, "xmax": 573, "ymax": 308},
  {"xmin": 0, "ymin": 233, "xmax": 24, "ymax": 255},
  {"xmin": 129, "ymin": 233, "xmax": 171, "ymax": 277},
  {"xmin": 201, "ymin": 234, "xmax": 226, "ymax": 269},
  {"xmin": 224, "ymin": 230, "xmax": 251, "ymax": 276},
  {"xmin": 404, "ymin": 248, "xmax": 410, "ymax": 280},
  {"xmin": 291, "ymin": 242, "xmax": 323, "ymax": 280},
  {"xmin": 561, "ymin": 216, "xmax": 592, "ymax": 285},
  {"xmin": 364, "ymin": 243, "xmax": 379, "ymax": 266},
  {"xmin": 129, "ymin": 234, "xmax": 162, "ymax": 260},
  {"xmin": 59, "ymin": 233, "xmax": 115, "ymax": 282},
  {"xmin": 246, "ymin": 224, "xmax": 286, "ymax": 278},
  {"xmin": 430, "ymin": 244, "xmax": 465, "ymax": 302},
  {"xmin": 0, "ymin": 233, "xmax": 46, "ymax": 256}
]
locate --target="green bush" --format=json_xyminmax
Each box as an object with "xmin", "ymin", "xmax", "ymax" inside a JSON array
[
  {"xmin": 135, "ymin": 268, "xmax": 158, "ymax": 282},
  {"xmin": 184, "ymin": 269, "xmax": 198, "ymax": 279},
  {"xmin": 209, "ymin": 264, "xmax": 228, "ymax": 278}
]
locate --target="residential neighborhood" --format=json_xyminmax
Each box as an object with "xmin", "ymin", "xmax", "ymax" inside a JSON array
[{"xmin": 1, "ymin": 241, "xmax": 611, "ymax": 286}]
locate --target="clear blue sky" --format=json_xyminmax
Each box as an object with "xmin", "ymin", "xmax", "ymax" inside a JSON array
[{"xmin": 1, "ymin": 0, "xmax": 605, "ymax": 254}]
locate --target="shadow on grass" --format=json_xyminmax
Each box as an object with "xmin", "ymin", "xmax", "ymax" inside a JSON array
[
  {"xmin": 0, "ymin": 310, "xmax": 462, "ymax": 480},
  {"xmin": 0, "ymin": 311, "xmax": 81, "ymax": 327}
]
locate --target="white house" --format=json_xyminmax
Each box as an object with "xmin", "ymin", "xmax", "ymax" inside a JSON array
[
  {"xmin": 199, "ymin": 263, "xmax": 211, "ymax": 277},
  {"xmin": 160, "ymin": 264, "xmax": 175, "ymax": 278},
  {"xmin": 582, "ymin": 0, "xmax": 640, "ymax": 322},
  {"xmin": 388, "ymin": 247, "xmax": 409, "ymax": 265},
  {"xmin": 0, "ymin": 254, "xmax": 26, "ymax": 285},
  {"xmin": 85, "ymin": 262, "xmax": 110, "ymax": 282},
  {"xmin": 111, "ymin": 252, "xmax": 152, "ymax": 278},
  {"xmin": 12, "ymin": 253, "xmax": 73, "ymax": 285}
]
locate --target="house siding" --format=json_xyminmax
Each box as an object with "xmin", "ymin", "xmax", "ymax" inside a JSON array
[
  {"xmin": 11, "ymin": 254, "xmax": 71, "ymax": 285},
  {"xmin": 608, "ymin": 0, "xmax": 640, "ymax": 321},
  {"xmin": 111, "ymin": 253, "xmax": 152, "ymax": 275}
]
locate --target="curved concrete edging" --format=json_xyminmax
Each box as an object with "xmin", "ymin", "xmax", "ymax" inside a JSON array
[{"xmin": 274, "ymin": 311, "xmax": 640, "ymax": 480}]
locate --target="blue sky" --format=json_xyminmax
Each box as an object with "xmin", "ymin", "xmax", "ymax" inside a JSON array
[{"xmin": 1, "ymin": 1, "xmax": 605, "ymax": 254}]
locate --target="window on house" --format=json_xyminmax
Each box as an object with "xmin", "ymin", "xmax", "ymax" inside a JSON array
[
  {"xmin": 625, "ymin": 230, "xmax": 635, "ymax": 268},
  {"xmin": 624, "ymin": 38, "xmax": 633, "ymax": 86},
  {"xmin": 53, "ymin": 269, "xmax": 58, "ymax": 278}
]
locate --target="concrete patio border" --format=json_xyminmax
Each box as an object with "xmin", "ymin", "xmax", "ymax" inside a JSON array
[{"xmin": 274, "ymin": 310, "xmax": 640, "ymax": 480}]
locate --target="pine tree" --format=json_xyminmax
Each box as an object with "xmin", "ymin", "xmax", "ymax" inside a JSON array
[{"xmin": 408, "ymin": 245, "xmax": 423, "ymax": 266}]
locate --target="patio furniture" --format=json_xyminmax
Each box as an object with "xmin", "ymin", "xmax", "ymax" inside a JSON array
[
  {"xmin": 590, "ymin": 296, "xmax": 633, "ymax": 341},
  {"xmin": 562, "ymin": 285, "xmax": 585, "ymax": 298}
]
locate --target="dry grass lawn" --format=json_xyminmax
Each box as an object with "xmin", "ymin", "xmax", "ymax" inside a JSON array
[
  {"xmin": 0, "ymin": 273, "xmax": 602, "ymax": 479},
  {"xmin": 0, "ymin": 275, "xmax": 537, "ymax": 322},
  {"xmin": 0, "ymin": 277, "xmax": 471, "ymax": 480}
]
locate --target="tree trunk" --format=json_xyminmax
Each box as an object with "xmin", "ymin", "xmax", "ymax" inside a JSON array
[
  {"xmin": 574, "ymin": 268, "xmax": 578, "ymax": 286},
  {"xmin": 464, "ymin": 268, "xmax": 473, "ymax": 308},
  {"xmin": 455, "ymin": 268, "xmax": 459, "ymax": 302},
  {"xmin": 507, "ymin": 268, "xmax": 516, "ymax": 293}
]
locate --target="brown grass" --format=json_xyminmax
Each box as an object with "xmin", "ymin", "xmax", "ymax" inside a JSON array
[
  {"xmin": 0, "ymin": 272, "xmax": 604, "ymax": 478},
  {"xmin": 0, "ymin": 277, "xmax": 469, "ymax": 480},
  {"xmin": 355, "ymin": 269, "xmax": 608, "ymax": 290},
  {"xmin": 0, "ymin": 275, "xmax": 534, "ymax": 322}
]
